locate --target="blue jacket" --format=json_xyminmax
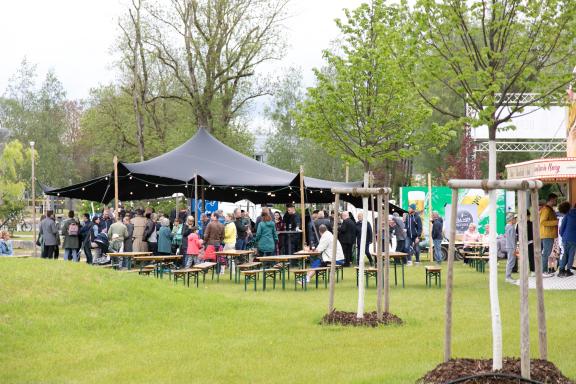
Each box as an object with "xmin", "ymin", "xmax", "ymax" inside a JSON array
[
  {"xmin": 431, "ymin": 217, "xmax": 443, "ymax": 240},
  {"xmin": 560, "ymin": 208, "xmax": 576, "ymax": 244},
  {"xmin": 406, "ymin": 213, "xmax": 422, "ymax": 239}
]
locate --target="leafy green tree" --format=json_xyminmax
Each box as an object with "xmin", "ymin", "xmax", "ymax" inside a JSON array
[
  {"xmin": 264, "ymin": 68, "xmax": 362, "ymax": 182},
  {"xmin": 0, "ymin": 60, "xmax": 72, "ymax": 187},
  {"xmin": 412, "ymin": 0, "xmax": 576, "ymax": 372},
  {"xmin": 297, "ymin": 0, "xmax": 452, "ymax": 319},
  {"xmin": 0, "ymin": 140, "xmax": 32, "ymax": 223}
]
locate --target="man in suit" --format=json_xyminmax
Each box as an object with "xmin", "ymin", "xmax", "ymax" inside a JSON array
[{"xmin": 338, "ymin": 211, "xmax": 356, "ymax": 267}]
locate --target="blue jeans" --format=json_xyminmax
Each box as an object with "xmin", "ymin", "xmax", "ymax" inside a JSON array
[
  {"xmin": 64, "ymin": 248, "xmax": 78, "ymax": 262},
  {"xmin": 542, "ymin": 238, "xmax": 554, "ymax": 272},
  {"xmin": 235, "ymin": 238, "xmax": 247, "ymax": 251},
  {"xmin": 260, "ymin": 251, "xmax": 273, "ymax": 256},
  {"xmin": 433, "ymin": 239, "xmax": 443, "ymax": 263},
  {"xmin": 560, "ymin": 242, "xmax": 576, "ymax": 271}
]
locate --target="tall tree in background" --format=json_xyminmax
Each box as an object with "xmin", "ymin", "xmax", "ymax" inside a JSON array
[
  {"xmin": 298, "ymin": 0, "xmax": 451, "ymax": 319},
  {"xmin": 118, "ymin": 0, "xmax": 149, "ymax": 161},
  {"xmin": 0, "ymin": 60, "xmax": 71, "ymax": 186},
  {"xmin": 412, "ymin": 0, "xmax": 576, "ymax": 370},
  {"xmin": 265, "ymin": 68, "xmax": 361, "ymax": 181},
  {"xmin": 144, "ymin": 0, "xmax": 287, "ymax": 141}
]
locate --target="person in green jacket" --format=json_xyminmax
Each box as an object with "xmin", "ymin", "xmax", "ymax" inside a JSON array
[
  {"xmin": 157, "ymin": 217, "xmax": 173, "ymax": 255},
  {"xmin": 255, "ymin": 211, "xmax": 278, "ymax": 256}
]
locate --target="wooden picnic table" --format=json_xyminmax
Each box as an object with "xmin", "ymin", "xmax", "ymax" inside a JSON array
[
  {"xmin": 215, "ymin": 249, "xmax": 255, "ymax": 281},
  {"xmin": 294, "ymin": 249, "xmax": 322, "ymax": 257},
  {"xmin": 107, "ymin": 251, "xmax": 152, "ymax": 269},
  {"xmin": 133, "ymin": 255, "xmax": 182, "ymax": 278},
  {"xmin": 255, "ymin": 254, "xmax": 310, "ymax": 290}
]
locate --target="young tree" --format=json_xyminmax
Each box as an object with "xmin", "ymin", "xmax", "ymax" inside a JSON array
[
  {"xmin": 412, "ymin": 0, "xmax": 576, "ymax": 370},
  {"xmin": 298, "ymin": 0, "xmax": 452, "ymax": 319}
]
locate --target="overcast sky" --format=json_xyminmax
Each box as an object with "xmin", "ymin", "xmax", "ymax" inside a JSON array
[{"xmin": 0, "ymin": 0, "xmax": 363, "ymax": 104}]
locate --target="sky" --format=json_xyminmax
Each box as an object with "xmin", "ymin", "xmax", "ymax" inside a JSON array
[{"xmin": 0, "ymin": 0, "xmax": 363, "ymax": 106}]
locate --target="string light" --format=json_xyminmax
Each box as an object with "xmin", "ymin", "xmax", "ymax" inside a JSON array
[
  {"xmin": 146, "ymin": 184, "xmax": 149, "ymax": 187},
  {"xmin": 155, "ymin": 184, "xmax": 158, "ymax": 188}
]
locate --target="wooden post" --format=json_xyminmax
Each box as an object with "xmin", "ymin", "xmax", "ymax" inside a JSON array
[
  {"xmin": 518, "ymin": 191, "xmax": 531, "ymax": 379},
  {"xmin": 31, "ymin": 141, "xmax": 37, "ymax": 258},
  {"xmin": 328, "ymin": 193, "xmax": 340, "ymax": 314},
  {"xmin": 530, "ymin": 188, "xmax": 547, "ymax": 360},
  {"xmin": 299, "ymin": 165, "xmax": 306, "ymax": 250},
  {"xmin": 428, "ymin": 172, "xmax": 433, "ymax": 261},
  {"xmin": 376, "ymin": 192, "xmax": 383, "ymax": 320},
  {"xmin": 194, "ymin": 173, "xmax": 198, "ymax": 227},
  {"xmin": 444, "ymin": 188, "xmax": 458, "ymax": 362},
  {"xmin": 113, "ymin": 156, "xmax": 119, "ymax": 220},
  {"xmin": 345, "ymin": 163, "xmax": 349, "ymax": 183}
]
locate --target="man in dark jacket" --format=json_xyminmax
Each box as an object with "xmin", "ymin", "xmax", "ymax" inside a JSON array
[
  {"xmin": 234, "ymin": 208, "xmax": 248, "ymax": 250},
  {"xmin": 355, "ymin": 212, "xmax": 373, "ymax": 266},
  {"xmin": 39, "ymin": 210, "xmax": 59, "ymax": 259},
  {"xmin": 338, "ymin": 211, "xmax": 356, "ymax": 266},
  {"xmin": 406, "ymin": 204, "xmax": 422, "ymax": 264},
  {"xmin": 98, "ymin": 209, "xmax": 114, "ymax": 233},
  {"xmin": 308, "ymin": 210, "xmax": 319, "ymax": 248},
  {"xmin": 431, "ymin": 211, "xmax": 444, "ymax": 264},
  {"xmin": 283, "ymin": 205, "xmax": 300, "ymax": 254}
]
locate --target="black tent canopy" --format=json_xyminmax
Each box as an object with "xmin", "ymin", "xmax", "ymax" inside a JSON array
[{"xmin": 43, "ymin": 129, "xmax": 405, "ymax": 213}]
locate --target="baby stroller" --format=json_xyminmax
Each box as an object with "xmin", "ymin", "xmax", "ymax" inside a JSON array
[{"xmin": 92, "ymin": 232, "xmax": 111, "ymax": 265}]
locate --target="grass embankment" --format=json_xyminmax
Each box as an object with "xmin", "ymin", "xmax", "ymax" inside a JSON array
[{"xmin": 0, "ymin": 259, "xmax": 575, "ymax": 384}]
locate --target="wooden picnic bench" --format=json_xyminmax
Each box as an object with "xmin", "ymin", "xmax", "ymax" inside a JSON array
[
  {"xmin": 355, "ymin": 267, "xmax": 380, "ymax": 288},
  {"xmin": 292, "ymin": 267, "xmax": 329, "ymax": 291},
  {"xmin": 425, "ymin": 266, "xmax": 442, "ymax": 287},
  {"xmin": 191, "ymin": 262, "xmax": 218, "ymax": 282},
  {"xmin": 241, "ymin": 268, "xmax": 279, "ymax": 291},
  {"xmin": 172, "ymin": 268, "xmax": 202, "ymax": 287},
  {"xmin": 234, "ymin": 262, "xmax": 261, "ymax": 283}
]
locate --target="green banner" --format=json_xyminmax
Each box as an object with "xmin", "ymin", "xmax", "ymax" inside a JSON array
[{"xmin": 400, "ymin": 186, "xmax": 506, "ymax": 235}]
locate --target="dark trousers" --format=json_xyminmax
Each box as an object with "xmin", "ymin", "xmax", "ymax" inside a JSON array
[
  {"xmin": 356, "ymin": 241, "xmax": 373, "ymax": 265},
  {"xmin": 42, "ymin": 245, "xmax": 58, "ymax": 259},
  {"xmin": 409, "ymin": 237, "xmax": 420, "ymax": 262},
  {"xmin": 148, "ymin": 241, "xmax": 158, "ymax": 255},
  {"xmin": 83, "ymin": 241, "xmax": 93, "ymax": 264},
  {"xmin": 395, "ymin": 239, "xmax": 407, "ymax": 264},
  {"xmin": 342, "ymin": 242, "xmax": 353, "ymax": 266}
]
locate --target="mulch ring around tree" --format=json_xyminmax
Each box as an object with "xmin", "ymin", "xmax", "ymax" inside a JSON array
[
  {"xmin": 321, "ymin": 310, "xmax": 403, "ymax": 327},
  {"xmin": 418, "ymin": 358, "xmax": 574, "ymax": 384}
]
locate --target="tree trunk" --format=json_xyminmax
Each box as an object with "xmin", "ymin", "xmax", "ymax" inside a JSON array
[
  {"xmin": 383, "ymin": 192, "xmax": 390, "ymax": 314},
  {"xmin": 328, "ymin": 193, "xmax": 341, "ymax": 315},
  {"xmin": 488, "ymin": 135, "xmax": 503, "ymax": 371},
  {"xmin": 376, "ymin": 192, "xmax": 383, "ymax": 320},
  {"xmin": 356, "ymin": 171, "xmax": 369, "ymax": 319}
]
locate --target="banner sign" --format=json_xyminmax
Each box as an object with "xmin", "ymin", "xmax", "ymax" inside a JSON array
[
  {"xmin": 506, "ymin": 158, "xmax": 576, "ymax": 180},
  {"xmin": 400, "ymin": 186, "xmax": 506, "ymax": 235}
]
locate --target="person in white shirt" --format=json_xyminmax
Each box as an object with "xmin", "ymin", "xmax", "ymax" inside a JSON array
[{"xmin": 306, "ymin": 224, "xmax": 345, "ymax": 282}]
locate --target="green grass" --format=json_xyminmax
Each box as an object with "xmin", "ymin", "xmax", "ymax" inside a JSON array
[{"xmin": 0, "ymin": 259, "xmax": 575, "ymax": 384}]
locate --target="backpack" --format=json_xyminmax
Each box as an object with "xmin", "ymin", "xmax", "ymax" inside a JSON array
[{"xmin": 68, "ymin": 221, "xmax": 79, "ymax": 236}]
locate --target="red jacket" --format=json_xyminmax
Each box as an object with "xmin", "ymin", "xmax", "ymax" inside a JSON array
[{"xmin": 186, "ymin": 233, "xmax": 203, "ymax": 255}]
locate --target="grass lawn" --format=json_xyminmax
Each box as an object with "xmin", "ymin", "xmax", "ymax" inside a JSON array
[{"xmin": 1, "ymin": 258, "xmax": 575, "ymax": 384}]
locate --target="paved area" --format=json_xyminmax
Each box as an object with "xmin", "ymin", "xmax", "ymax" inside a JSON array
[{"xmin": 513, "ymin": 273, "xmax": 576, "ymax": 290}]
